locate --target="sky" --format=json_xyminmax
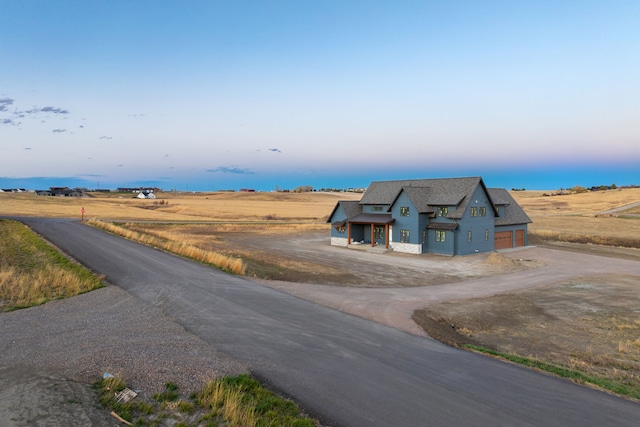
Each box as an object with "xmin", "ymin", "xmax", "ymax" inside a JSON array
[{"xmin": 1, "ymin": 1, "xmax": 639, "ymax": 192}]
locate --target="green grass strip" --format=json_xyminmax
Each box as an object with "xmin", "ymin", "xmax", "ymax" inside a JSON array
[{"xmin": 464, "ymin": 344, "xmax": 640, "ymax": 400}]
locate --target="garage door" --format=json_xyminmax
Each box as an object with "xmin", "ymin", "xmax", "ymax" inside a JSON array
[
  {"xmin": 515, "ymin": 230, "xmax": 525, "ymax": 247},
  {"xmin": 494, "ymin": 231, "xmax": 513, "ymax": 249}
]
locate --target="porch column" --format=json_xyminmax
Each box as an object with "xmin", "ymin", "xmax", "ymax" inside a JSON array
[
  {"xmin": 385, "ymin": 223, "xmax": 389, "ymax": 249},
  {"xmin": 347, "ymin": 222, "xmax": 351, "ymax": 245},
  {"xmin": 370, "ymin": 223, "xmax": 374, "ymax": 247}
]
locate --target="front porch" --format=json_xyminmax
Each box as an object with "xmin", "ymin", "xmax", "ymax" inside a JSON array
[{"xmin": 346, "ymin": 213, "xmax": 395, "ymax": 249}]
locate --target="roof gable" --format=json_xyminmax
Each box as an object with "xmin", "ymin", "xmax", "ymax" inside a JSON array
[
  {"xmin": 365, "ymin": 177, "xmax": 491, "ymax": 218},
  {"xmin": 390, "ymin": 186, "xmax": 434, "ymax": 214},
  {"xmin": 361, "ymin": 177, "xmax": 483, "ymax": 205},
  {"xmin": 488, "ymin": 188, "xmax": 532, "ymax": 225},
  {"xmin": 326, "ymin": 200, "xmax": 362, "ymax": 223}
]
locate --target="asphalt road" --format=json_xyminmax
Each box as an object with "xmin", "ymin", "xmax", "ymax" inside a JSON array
[{"xmin": 19, "ymin": 218, "xmax": 640, "ymax": 427}]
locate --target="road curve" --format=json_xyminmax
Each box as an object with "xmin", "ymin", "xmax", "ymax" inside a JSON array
[{"xmin": 18, "ymin": 217, "xmax": 640, "ymax": 427}]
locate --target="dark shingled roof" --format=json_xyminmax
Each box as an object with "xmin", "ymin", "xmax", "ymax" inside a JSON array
[
  {"xmin": 326, "ymin": 200, "xmax": 362, "ymax": 223},
  {"xmin": 361, "ymin": 177, "xmax": 491, "ymax": 219},
  {"xmin": 427, "ymin": 222, "xmax": 458, "ymax": 230},
  {"xmin": 488, "ymin": 188, "xmax": 533, "ymax": 226},
  {"xmin": 398, "ymin": 187, "xmax": 434, "ymax": 214},
  {"xmin": 349, "ymin": 213, "xmax": 395, "ymax": 224}
]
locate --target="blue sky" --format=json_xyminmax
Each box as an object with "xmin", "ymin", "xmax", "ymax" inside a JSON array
[{"xmin": 1, "ymin": 1, "xmax": 639, "ymax": 191}]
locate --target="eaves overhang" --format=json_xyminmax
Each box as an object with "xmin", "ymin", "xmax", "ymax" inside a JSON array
[{"xmin": 348, "ymin": 213, "xmax": 395, "ymax": 225}]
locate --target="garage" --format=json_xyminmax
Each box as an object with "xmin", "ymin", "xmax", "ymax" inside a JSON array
[
  {"xmin": 515, "ymin": 230, "xmax": 525, "ymax": 247},
  {"xmin": 494, "ymin": 231, "xmax": 513, "ymax": 250}
]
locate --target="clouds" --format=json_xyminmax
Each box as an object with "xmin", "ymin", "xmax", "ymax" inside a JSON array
[
  {"xmin": 0, "ymin": 98, "xmax": 18, "ymax": 125},
  {"xmin": 206, "ymin": 166, "xmax": 254, "ymax": 175},
  {"xmin": 0, "ymin": 95, "xmax": 72, "ymax": 132},
  {"xmin": 0, "ymin": 97, "xmax": 13, "ymax": 112},
  {"xmin": 26, "ymin": 106, "xmax": 69, "ymax": 115}
]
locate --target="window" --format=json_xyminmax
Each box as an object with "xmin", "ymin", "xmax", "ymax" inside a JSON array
[
  {"xmin": 400, "ymin": 229, "xmax": 410, "ymax": 243},
  {"xmin": 421, "ymin": 230, "xmax": 427, "ymax": 244},
  {"xmin": 480, "ymin": 207, "xmax": 487, "ymax": 216},
  {"xmin": 467, "ymin": 230, "xmax": 472, "ymax": 243},
  {"xmin": 400, "ymin": 206, "xmax": 410, "ymax": 216},
  {"xmin": 437, "ymin": 207, "xmax": 448, "ymax": 217},
  {"xmin": 436, "ymin": 230, "xmax": 446, "ymax": 242},
  {"xmin": 470, "ymin": 207, "xmax": 478, "ymax": 217},
  {"xmin": 485, "ymin": 229, "xmax": 489, "ymax": 241},
  {"xmin": 371, "ymin": 206, "xmax": 383, "ymax": 212}
]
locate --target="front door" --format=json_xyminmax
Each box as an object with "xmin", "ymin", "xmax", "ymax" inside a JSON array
[{"xmin": 374, "ymin": 226, "xmax": 385, "ymax": 245}]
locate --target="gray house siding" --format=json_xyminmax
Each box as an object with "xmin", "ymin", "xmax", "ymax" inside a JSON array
[
  {"xmin": 418, "ymin": 211, "xmax": 429, "ymax": 253},
  {"xmin": 390, "ymin": 192, "xmax": 419, "ymax": 245},
  {"xmin": 330, "ymin": 204, "xmax": 348, "ymax": 238},
  {"xmin": 428, "ymin": 229, "xmax": 455, "ymax": 255},
  {"xmin": 363, "ymin": 205, "xmax": 386, "ymax": 214},
  {"xmin": 456, "ymin": 185, "xmax": 495, "ymax": 255}
]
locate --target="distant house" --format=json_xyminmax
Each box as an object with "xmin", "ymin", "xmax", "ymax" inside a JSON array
[
  {"xmin": 35, "ymin": 187, "xmax": 84, "ymax": 197},
  {"xmin": 118, "ymin": 187, "xmax": 161, "ymax": 194},
  {"xmin": 327, "ymin": 177, "xmax": 532, "ymax": 256},
  {"xmin": 136, "ymin": 191, "xmax": 156, "ymax": 199}
]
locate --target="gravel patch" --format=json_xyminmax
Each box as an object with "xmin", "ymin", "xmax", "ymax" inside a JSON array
[{"xmin": 0, "ymin": 285, "xmax": 247, "ymax": 399}]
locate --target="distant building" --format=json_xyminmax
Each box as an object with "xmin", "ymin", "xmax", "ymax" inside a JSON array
[
  {"xmin": 136, "ymin": 191, "xmax": 156, "ymax": 199},
  {"xmin": 328, "ymin": 177, "xmax": 531, "ymax": 256},
  {"xmin": 35, "ymin": 187, "xmax": 84, "ymax": 197},
  {"xmin": 117, "ymin": 187, "xmax": 161, "ymax": 194}
]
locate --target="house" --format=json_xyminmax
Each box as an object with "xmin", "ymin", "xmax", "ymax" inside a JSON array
[
  {"xmin": 136, "ymin": 191, "xmax": 156, "ymax": 199},
  {"xmin": 327, "ymin": 177, "xmax": 531, "ymax": 256},
  {"xmin": 35, "ymin": 187, "xmax": 84, "ymax": 197}
]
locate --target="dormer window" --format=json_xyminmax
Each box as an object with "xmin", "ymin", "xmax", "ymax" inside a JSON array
[
  {"xmin": 371, "ymin": 206, "xmax": 383, "ymax": 212},
  {"xmin": 437, "ymin": 207, "xmax": 448, "ymax": 217}
]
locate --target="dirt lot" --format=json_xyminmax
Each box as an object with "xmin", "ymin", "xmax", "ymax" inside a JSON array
[{"xmin": 158, "ymin": 225, "xmax": 540, "ymax": 287}]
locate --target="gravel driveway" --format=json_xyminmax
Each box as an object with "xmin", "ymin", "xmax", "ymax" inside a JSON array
[
  {"xmin": 252, "ymin": 245, "xmax": 640, "ymax": 335},
  {"xmin": 0, "ymin": 285, "xmax": 246, "ymax": 426}
]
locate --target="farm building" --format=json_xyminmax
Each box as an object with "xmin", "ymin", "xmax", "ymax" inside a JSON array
[{"xmin": 327, "ymin": 177, "xmax": 531, "ymax": 256}]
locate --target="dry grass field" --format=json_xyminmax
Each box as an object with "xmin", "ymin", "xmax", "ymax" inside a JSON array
[
  {"xmin": 512, "ymin": 188, "xmax": 640, "ymax": 248},
  {"xmin": 0, "ymin": 190, "xmax": 360, "ymax": 222},
  {"xmin": 2, "ymin": 188, "xmax": 640, "ymax": 280}
]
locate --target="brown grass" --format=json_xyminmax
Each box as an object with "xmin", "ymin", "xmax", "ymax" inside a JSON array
[
  {"xmin": 0, "ymin": 219, "xmax": 104, "ymax": 311},
  {"xmin": 0, "ymin": 191, "xmax": 360, "ymax": 221},
  {"xmin": 512, "ymin": 188, "xmax": 640, "ymax": 248},
  {"xmin": 198, "ymin": 380, "xmax": 257, "ymax": 426},
  {"xmin": 512, "ymin": 188, "xmax": 640, "ymax": 214},
  {"xmin": 88, "ymin": 220, "xmax": 247, "ymax": 275}
]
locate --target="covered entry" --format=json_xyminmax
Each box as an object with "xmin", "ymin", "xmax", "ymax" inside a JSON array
[{"xmin": 347, "ymin": 214, "xmax": 395, "ymax": 249}]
